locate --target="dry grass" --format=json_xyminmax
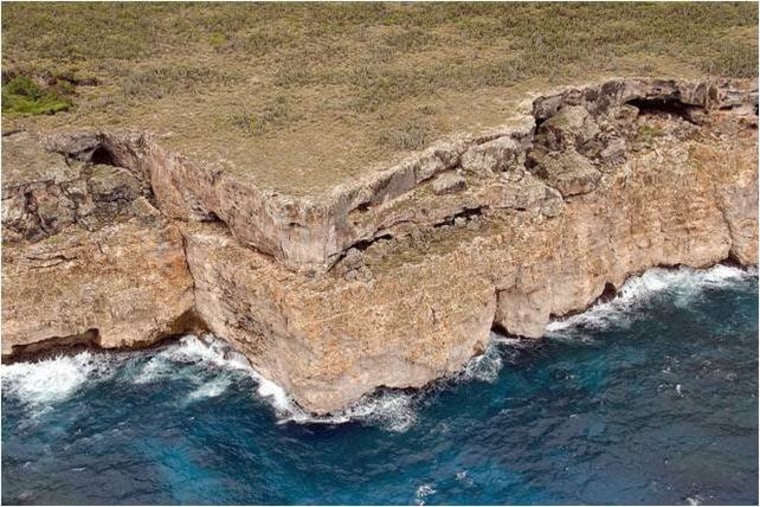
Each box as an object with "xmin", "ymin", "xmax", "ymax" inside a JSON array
[{"xmin": 2, "ymin": 2, "xmax": 757, "ymax": 195}]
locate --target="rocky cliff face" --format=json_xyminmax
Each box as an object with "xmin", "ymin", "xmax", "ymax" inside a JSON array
[
  {"xmin": 1, "ymin": 132, "xmax": 197, "ymax": 358},
  {"xmin": 2, "ymin": 77, "xmax": 757, "ymax": 414}
]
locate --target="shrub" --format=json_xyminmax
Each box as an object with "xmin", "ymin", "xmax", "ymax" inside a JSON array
[{"xmin": 2, "ymin": 75, "xmax": 72, "ymax": 116}]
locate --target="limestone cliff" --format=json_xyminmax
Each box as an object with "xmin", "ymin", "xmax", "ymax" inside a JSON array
[{"xmin": 2, "ymin": 77, "xmax": 757, "ymax": 414}]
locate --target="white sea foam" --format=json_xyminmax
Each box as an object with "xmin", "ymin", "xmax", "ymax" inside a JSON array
[
  {"xmin": 459, "ymin": 341, "xmax": 504, "ymax": 383},
  {"xmin": 415, "ymin": 483, "xmax": 437, "ymax": 506},
  {"xmin": 251, "ymin": 372, "xmax": 293, "ymax": 413},
  {"xmin": 686, "ymin": 494, "xmax": 706, "ymax": 505},
  {"xmin": 456, "ymin": 469, "xmax": 474, "ymax": 486},
  {"xmin": 1, "ymin": 351, "xmax": 119, "ymax": 412},
  {"xmin": 545, "ymin": 264, "xmax": 756, "ymax": 335},
  {"xmin": 272, "ymin": 387, "xmax": 418, "ymax": 433},
  {"xmin": 454, "ymin": 332, "xmax": 537, "ymax": 385},
  {"xmin": 345, "ymin": 390, "xmax": 417, "ymax": 432},
  {"xmin": 128, "ymin": 334, "xmax": 418, "ymax": 432},
  {"xmin": 133, "ymin": 334, "xmax": 250, "ymax": 386},
  {"xmin": 187, "ymin": 377, "xmax": 233, "ymax": 401}
]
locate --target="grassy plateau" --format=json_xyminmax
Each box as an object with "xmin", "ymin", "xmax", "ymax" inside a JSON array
[{"xmin": 2, "ymin": 2, "xmax": 757, "ymax": 194}]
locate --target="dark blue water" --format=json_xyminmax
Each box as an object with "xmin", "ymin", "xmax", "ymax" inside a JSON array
[{"xmin": 2, "ymin": 266, "xmax": 757, "ymax": 505}]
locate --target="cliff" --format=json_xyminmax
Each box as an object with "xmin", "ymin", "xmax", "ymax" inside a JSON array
[{"xmin": 2, "ymin": 77, "xmax": 757, "ymax": 414}]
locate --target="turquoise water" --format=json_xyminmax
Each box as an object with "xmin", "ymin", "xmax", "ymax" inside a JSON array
[{"xmin": 2, "ymin": 265, "xmax": 757, "ymax": 505}]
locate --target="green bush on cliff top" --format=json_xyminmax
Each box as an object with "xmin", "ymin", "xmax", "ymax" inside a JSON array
[{"xmin": 2, "ymin": 75, "xmax": 72, "ymax": 116}]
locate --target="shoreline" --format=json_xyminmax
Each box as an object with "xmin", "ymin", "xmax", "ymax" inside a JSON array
[
  {"xmin": 2, "ymin": 76, "xmax": 758, "ymax": 414},
  {"xmin": 3, "ymin": 262, "xmax": 756, "ymax": 423}
]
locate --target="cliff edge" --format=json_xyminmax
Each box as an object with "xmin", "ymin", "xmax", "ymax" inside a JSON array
[{"xmin": 2, "ymin": 77, "xmax": 758, "ymax": 414}]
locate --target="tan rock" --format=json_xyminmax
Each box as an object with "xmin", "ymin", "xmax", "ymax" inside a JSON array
[
  {"xmin": 431, "ymin": 172, "xmax": 466, "ymax": 195},
  {"xmin": 2, "ymin": 220, "xmax": 195, "ymax": 357},
  {"xmin": 532, "ymin": 148, "xmax": 602, "ymax": 197},
  {"xmin": 1, "ymin": 134, "xmax": 196, "ymax": 359},
  {"xmin": 1, "ymin": 77, "xmax": 757, "ymax": 416}
]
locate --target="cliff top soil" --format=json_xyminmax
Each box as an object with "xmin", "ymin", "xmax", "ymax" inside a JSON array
[{"xmin": 2, "ymin": 3, "xmax": 757, "ymax": 196}]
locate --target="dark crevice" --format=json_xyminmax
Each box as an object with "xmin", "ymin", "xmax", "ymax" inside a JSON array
[
  {"xmin": 326, "ymin": 232, "xmax": 393, "ymax": 273},
  {"xmin": 202, "ymin": 211, "xmax": 223, "ymax": 223},
  {"xmin": 490, "ymin": 320, "xmax": 511, "ymax": 337},
  {"xmin": 163, "ymin": 308, "xmax": 209, "ymax": 339},
  {"xmin": 433, "ymin": 206, "xmax": 485, "ymax": 228},
  {"xmin": 3, "ymin": 328, "xmax": 100, "ymax": 364},
  {"xmin": 626, "ymin": 97, "xmax": 696, "ymax": 123},
  {"xmin": 722, "ymin": 252, "xmax": 744, "ymax": 268},
  {"xmin": 547, "ymin": 281, "xmax": 621, "ymax": 325},
  {"xmin": 596, "ymin": 282, "xmax": 618, "ymax": 304},
  {"xmin": 490, "ymin": 320, "xmax": 550, "ymax": 346},
  {"xmin": 90, "ymin": 145, "xmax": 116, "ymax": 166},
  {"xmin": 351, "ymin": 232, "xmax": 393, "ymax": 252}
]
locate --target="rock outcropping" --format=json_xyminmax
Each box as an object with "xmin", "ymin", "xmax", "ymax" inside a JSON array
[{"xmin": 2, "ymin": 77, "xmax": 757, "ymax": 414}]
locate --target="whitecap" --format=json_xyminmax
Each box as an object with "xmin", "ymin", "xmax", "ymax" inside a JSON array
[
  {"xmin": 272, "ymin": 388, "xmax": 418, "ymax": 433},
  {"xmin": 186, "ymin": 377, "xmax": 232, "ymax": 401},
  {"xmin": 347, "ymin": 390, "xmax": 417, "ymax": 433},
  {"xmin": 132, "ymin": 334, "xmax": 251, "ymax": 386},
  {"xmin": 453, "ymin": 332, "xmax": 540, "ymax": 385},
  {"xmin": 456, "ymin": 469, "xmax": 474, "ymax": 486},
  {"xmin": 415, "ymin": 483, "xmax": 437, "ymax": 506},
  {"xmin": 251, "ymin": 372, "xmax": 293, "ymax": 413},
  {"xmin": 132, "ymin": 355, "xmax": 178, "ymax": 385},
  {"xmin": 459, "ymin": 341, "xmax": 504, "ymax": 383},
  {"xmin": 1, "ymin": 351, "xmax": 118, "ymax": 412},
  {"xmin": 686, "ymin": 494, "xmax": 706, "ymax": 505},
  {"xmin": 155, "ymin": 335, "xmax": 250, "ymax": 371},
  {"xmin": 545, "ymin": 264, "xmax": 756, "ymax": 335}
]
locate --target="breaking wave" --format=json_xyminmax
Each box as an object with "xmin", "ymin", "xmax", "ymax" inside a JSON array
[
  {"xmin": 0, "ymin": 334, "xmax": 421, "ymax": 433},
  {"xmin": 414, "ymin": 483, "xmax": 437, "ymax": 505},
  {"xmin": 1, "ymin": 351, "xmax": 122, "ymax": 415},
  {"xmin": 546, "ymin": 264, "xmax": 757, "ymax": 336}
]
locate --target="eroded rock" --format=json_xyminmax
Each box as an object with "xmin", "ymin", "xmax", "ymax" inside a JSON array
[
  {"xmin": 432, "ymin": 172, "xmax": 466, "ymax": 195},
  {"xmin": 1, "ymin": 135, "xmax": 154, "ymax": 243},
  {"xmin": 2, "ymin": 220, "xmax": 195, "ymax": 357},
  {"xmin": 1, "ymin": 77, "xmax": 757, "ymax": 416},
  {"xmin": 531, "ymin": 148, "xmax": 602, "ymax": 197}
]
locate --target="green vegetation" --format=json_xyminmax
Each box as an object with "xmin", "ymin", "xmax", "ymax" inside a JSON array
[
  {"xmin": 2, "ymin": 3, "xmax": 756, "ymax": 193},
  {"xmin": 377, "ymin": 121, "xmax": 436, "ymax": 151},
  {"xmin": 702, "ymin": 41, "xmax": 758, "ymax": 78},
  {"xmin": 230, "ymin": 96, "xmax": 294, "ymax": 136},
  {"xmin": 635, "ymin": 123, "xmax": 666, "ymax": 145},
  {"xmin": 1, "ymin": 75, "xmax": 72, "ymax": 116},
  {"xmin": 122, "ymin": 65, "xmax": 238, "ymax": 100}
]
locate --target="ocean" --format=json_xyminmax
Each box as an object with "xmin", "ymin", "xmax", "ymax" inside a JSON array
[{"xmin": 2, "ymin": 265, "xmax": 757, "ymax": 505}]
